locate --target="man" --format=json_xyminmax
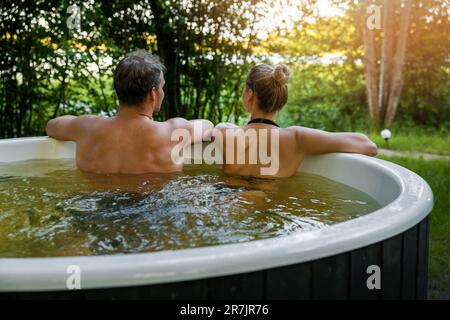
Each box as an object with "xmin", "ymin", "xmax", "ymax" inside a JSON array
[{"xmin": 46, "ymin": 50, "xmax": 213, "ymax": 174}]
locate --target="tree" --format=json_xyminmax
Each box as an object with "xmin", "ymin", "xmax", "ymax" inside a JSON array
[{"xmin": 362, "ymin": 0, "xmax": 413, "ymax": 129}]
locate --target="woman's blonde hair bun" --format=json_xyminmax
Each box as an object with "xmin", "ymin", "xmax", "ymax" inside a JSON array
[
  {"xmin": 245, "ymin": 63, "xmax": 291, "ymax": 113},
  {"xmin": 272, "ymin": 64, "xmax": 291, "ymax": 86}
]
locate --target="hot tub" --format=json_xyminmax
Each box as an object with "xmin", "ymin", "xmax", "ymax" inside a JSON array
[{"xmin": 0, "ymin": 137, "xmax": 433, "ymax": 300}]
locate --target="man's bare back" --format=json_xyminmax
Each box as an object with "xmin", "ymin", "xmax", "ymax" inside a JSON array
[
  {"xmin": 46, "ymin": 50, "xmax": 212, "ymax": 174},
  {"xmin": 47, "ymin": 113, "xmax": 210, "ymax": 174},
  {"xmin": 46, "ymin": 113, "xmax": 211, "ymax": 174}
]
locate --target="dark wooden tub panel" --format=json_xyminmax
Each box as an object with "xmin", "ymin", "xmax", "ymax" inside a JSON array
[{"xmin": 0, "ymin": 217, "xmax": 429, "ymax": 300}]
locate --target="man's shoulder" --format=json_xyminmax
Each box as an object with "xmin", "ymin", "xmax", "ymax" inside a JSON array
[
  {"xmin": 73, "ymin": 115, "xmax": 104, "ymax": 126},
  {"xmin": 77, "ymin": 115, "xmax": 103, "ymax": 122},
  {"xmin": 72, "ymin": 115, "xmax": 108, "ymax": 135},
  {"xmin": 146, "ymin": 118, "xmax": 191, "ymax": 139}
]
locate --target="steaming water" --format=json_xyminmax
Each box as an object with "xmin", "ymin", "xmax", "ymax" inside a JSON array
[{"xmin": 0, "ymin": 159, "xmax": 380, "ymax": 257}]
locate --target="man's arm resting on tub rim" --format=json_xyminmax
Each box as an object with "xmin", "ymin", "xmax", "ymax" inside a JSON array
[
  {"xmin": 295, "ymin": 126, "xmax": 378, "ymax": 156},
  {"xmin": 46, "ymin": 115, "xmax": 96, "ymax": 141},
  {"xmin": 167, "ymin": 118, "xmax": 214, "ymax": 143}
]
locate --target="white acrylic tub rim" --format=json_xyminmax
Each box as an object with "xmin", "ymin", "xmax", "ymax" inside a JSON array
[{"xmin": 0, "ymin": 137, "xmax": 434, "ymax": 292}]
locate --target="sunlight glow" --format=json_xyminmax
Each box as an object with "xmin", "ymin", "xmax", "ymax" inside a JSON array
[
  {"xmin": 316, "ymin": 0, "xmax": 345, "ymax": 17},
  {"xmin": 256, "ymin": 0, "xmax": 346, "ymax": 40}
]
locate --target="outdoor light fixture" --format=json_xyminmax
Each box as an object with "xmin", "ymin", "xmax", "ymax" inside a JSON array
[{"xmin": 380, "ymin": 129, "xmax": 392, "ymax": 148}]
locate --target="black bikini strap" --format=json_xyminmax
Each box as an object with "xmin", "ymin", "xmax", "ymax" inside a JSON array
[{"xmin": 247, "ymin": 118, "xmax": 280, "ymax": 127}]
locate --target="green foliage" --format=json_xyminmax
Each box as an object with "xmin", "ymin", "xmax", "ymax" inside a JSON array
[
  {"xmin": 0, "ymin": 0, "xmax": 448, "ymax": 138},
  {"xmin": 400, "ymin": 0, "xmax": 450, "ymax": 126},
  {"xmin": 270, "ymin": 1, "xmax": 449, "ymax": 132},
  {"xmin": 0, "ymin": 0, "xmax": 266, "ymax": 138},
  {"xmin": 277, "ymin": 61, "xmax": 370, "ymax": 131},
  {"xmin": 369, "ymin": 126, "xmax": 450, "ymax": 155}
]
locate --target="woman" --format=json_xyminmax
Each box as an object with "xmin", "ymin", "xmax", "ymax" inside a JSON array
[{"xmin": 214, "ymin": 63, "xmax": 377, "ymax": 178}]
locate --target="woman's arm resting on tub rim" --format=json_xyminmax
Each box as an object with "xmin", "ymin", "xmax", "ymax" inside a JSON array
[
  {"xmin": 295, "ymin": 127, "xmax": 378, "ymax": 156},
  {"xmin": 46, "ymin": 115, "xmax": 96, "ymax": 141}
]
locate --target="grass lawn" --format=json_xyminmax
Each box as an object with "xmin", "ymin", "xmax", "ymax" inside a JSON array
[
  {"xmin": 377, "ymin": 154, "xmax": 450, "ymax": 299},
  {"xmin": 370, "ymin": 132, "xmax": 450, "ymax": 155}
]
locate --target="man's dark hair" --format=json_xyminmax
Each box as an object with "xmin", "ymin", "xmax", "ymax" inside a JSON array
[{"xmin": 113, "ymin": 50, "xmax": 166, "ymax": 106}]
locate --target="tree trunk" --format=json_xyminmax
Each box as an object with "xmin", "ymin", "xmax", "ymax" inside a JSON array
[
  {"xmin": 362, "ymin": 0, "xmax": 379, "ymax": 128},
  {"xmin": 378, "ymin": 0, "xmax": 394, "ymax": 122},
  {"xmin": 362, "ymin": 0, "xmax": 412, "ymax": 129},
  {"xmin": 149, "ymin": 0, "xmax": 180, "ymax": 119},
  {"xmin": 384, "ymin": 0, "xmax": 412, "ymax": 128}
]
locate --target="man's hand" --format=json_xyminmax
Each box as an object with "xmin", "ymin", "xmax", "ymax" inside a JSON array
[
  {"xmin": 190, "ymin": 119, "xmax": 214, "ymax": 142},
  {"xmin": 215, "ymin": 122, "xmax": 239, "ymax": 130},
  {"xmin": 212, "ymin": 122, "xmax": 239, "ymax": 141}
]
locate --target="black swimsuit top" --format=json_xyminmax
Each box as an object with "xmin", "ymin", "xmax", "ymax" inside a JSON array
[{"xmin": 247, "ymin": 118, "xmax": 280, "ymax": 127}]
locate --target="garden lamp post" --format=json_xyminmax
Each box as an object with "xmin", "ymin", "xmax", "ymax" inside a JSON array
[{"xmin": 380, "ymin": 129, "xmax": 392, "ymax": 149}]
